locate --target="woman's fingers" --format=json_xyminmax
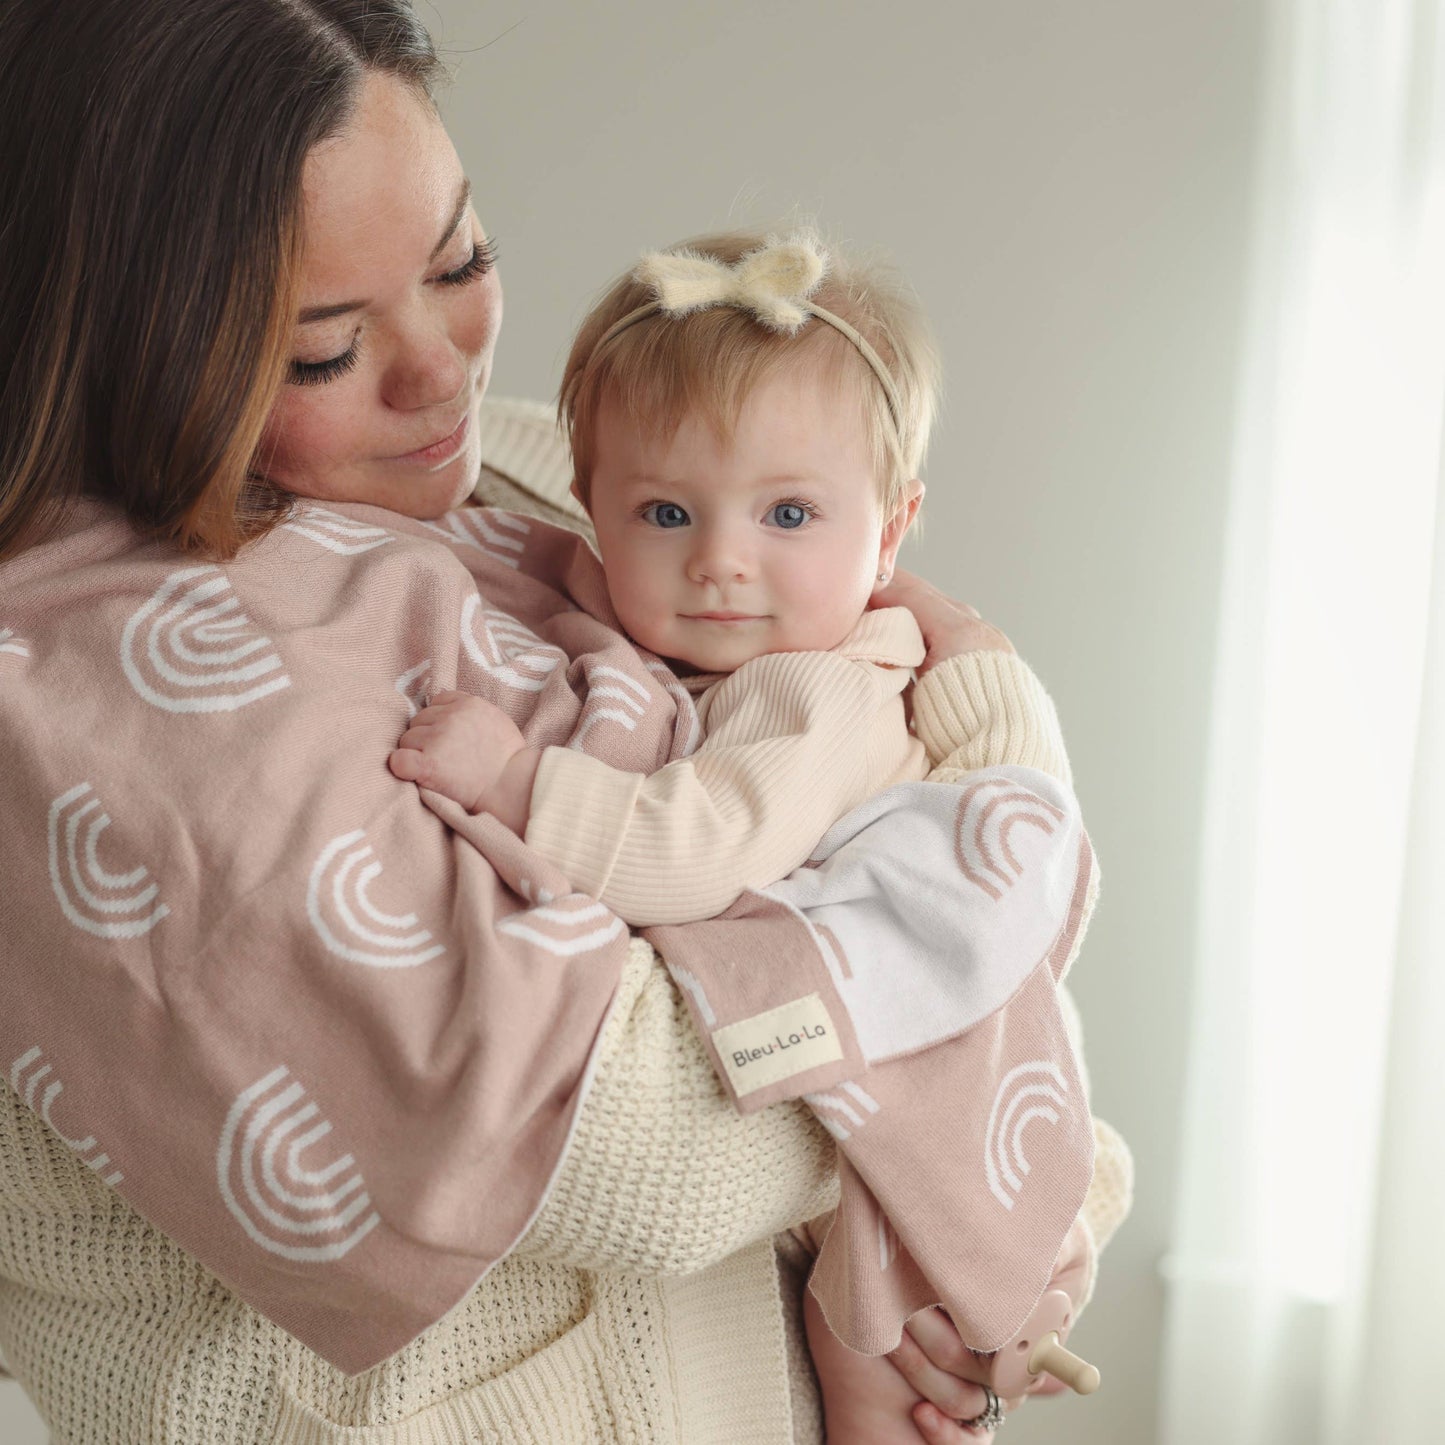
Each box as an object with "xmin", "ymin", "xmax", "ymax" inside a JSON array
[
  {"xmin": 913, "ymin": 1400, "xmax": 992, "ymax": 1442},
  {"xmin": 873, "ymin": 569, "xmax": 986, "ymax": 629},
  {"xmin": 888, "ymin": 1307, "xmax": 1030, "ymax": 1439},
  {"xmin": 896, "ymin": 1304, "xmax": 979, "ymax": 1377},
  {"xmin": 886, "ymin": 1318, "xmax": 992, "ymax": 1421}
]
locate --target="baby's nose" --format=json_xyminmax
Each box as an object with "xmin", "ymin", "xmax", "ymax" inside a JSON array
[{"xmin": 687, "ymin": 529, "xmax": 753, "ymax": 584}]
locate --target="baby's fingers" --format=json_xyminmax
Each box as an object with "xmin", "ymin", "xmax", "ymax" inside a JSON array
[{"xmin": 387, "ymin": 746, "xmax": 427, "ymax": 783}]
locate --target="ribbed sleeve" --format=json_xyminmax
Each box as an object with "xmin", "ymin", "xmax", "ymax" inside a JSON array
[
  {"xmin": 525, "ymin": 647, "xmax": 922, "ymax": 927},
  {"xmin": 523, "ymin": 747, "xmax": 644, "ymax": 900},
  {"xmin": 911, "ymin": 649, "xmax": 1073, "ymax": 786}
]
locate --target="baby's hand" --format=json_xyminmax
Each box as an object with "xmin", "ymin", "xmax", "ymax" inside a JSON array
[{"xmin": 389, "ymin": 690, "xmax": 526, "ymax": 814}]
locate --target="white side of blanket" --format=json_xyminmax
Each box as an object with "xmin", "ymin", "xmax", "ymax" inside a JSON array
[{"xmin": 759, "ymin": 767, "xmax": 1084, "ymax": 1062}]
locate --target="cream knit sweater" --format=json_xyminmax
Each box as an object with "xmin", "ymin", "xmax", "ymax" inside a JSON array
[{"xmin": 0, "ymin": 399, "xmax": 1134, "ymax": 1444}]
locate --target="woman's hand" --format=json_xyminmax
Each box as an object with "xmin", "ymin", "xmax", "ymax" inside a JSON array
[
  {"xmin": 871, "ymin": 567, "xmax": 1015, "ymax": 673},
  {"xmin": 887, "ymin": 1216, "xmax": 1095, "ymax": 1441},
  {"xmin": 884, "ymin": 1310, "xmax": 1023, "ymax": 1443}
]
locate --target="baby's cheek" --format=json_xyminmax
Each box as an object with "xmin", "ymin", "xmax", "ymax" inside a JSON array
[
  {"xmin": 623, "ymin": 613, "xmax": 671, "ymax": 658},
  {"xmin": 609, "ymin": 579, "xmax": 663, "ymax": 649}
]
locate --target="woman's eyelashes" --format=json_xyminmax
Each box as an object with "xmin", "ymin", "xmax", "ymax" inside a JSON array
[
  {"xmin": 436, "ymin": 235, "xmax": 498, "ymax": 288},
  {"xmin": 287, "ymin": 235, "xmax": 499, "ymax": 386},
  {"xmin": 290, "ymin": 339, "xmax": 362, "ymax": 388}
]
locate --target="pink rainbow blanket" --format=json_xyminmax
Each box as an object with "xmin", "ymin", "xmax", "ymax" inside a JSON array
[
  {"xmin": 647, "ymin": 775, "xmax": 1095, "ymax": 1354},
  {"xmin": 0, "ymin": 496, "xmax": 1091, "ymax": 1373}
]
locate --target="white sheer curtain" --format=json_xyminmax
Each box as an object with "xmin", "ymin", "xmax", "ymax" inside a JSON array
[{"xmin": 1160, "ymin": 3, "xmax": 1445, "ymax": 1443}]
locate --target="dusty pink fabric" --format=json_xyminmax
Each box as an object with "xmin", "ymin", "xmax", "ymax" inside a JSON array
[{"xmin": 0, "ymin": 498, "xmax": 695, "ymax": 1374}]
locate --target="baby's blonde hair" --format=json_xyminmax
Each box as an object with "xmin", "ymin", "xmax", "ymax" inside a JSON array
[{"xmin": 559, "ymin": 227, "xmax": 941, "ymax": 519}]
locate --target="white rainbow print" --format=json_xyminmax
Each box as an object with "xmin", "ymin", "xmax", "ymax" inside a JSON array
[
  {"xmin": 306, "ymin": 830, "xmax": 446, "ymax": 968},
  {"xmin": 121, "ymin": 565, "xmax": 290, "ymax": 713},
  {"xmin": 644, "ymin": 658, "xmax": 701, "ymax": 758},
  {"xmin": 0, "ymin": 626, "xmax": 30, "ymax": 659},
  {"xmin": 497, "ymin": 891, "xmax": 626, "ymax": 958},
  {"xmin": 217, "ymin": 1065, "xmax": 380, "ymax": 1262},
  {"xmin": 953, "ymin": 777, "xmax": 1067, "ymax": 900},
  {"xmin": 459, "ymin": 596, "xmax": 565, "ymax": 692},
  {"xmin": 878, "ymin": 1212, "xmax": 901, "ymax": 1273},
  {"xmin": 570, "ymin": 663, "xmax": 651, "ymax": 751},
  {"xmin": 10, "ymin": 1047, "xmax": 124, "ymax": 1186},
  {"xmin": 47, "ymin": 782, "xmax": 170, "ymax": 938},
  {"xmin": 282, "ymin": 506, "xmax": 393, "ymax": 555},
  {"xmin": 803, "ymin": 1081, "xmax": 881, "ymax": 1144},
  {"xmin": 419, "ymin": 507, "xmax": 529, "ymax": 567},
  {"xmin": 395, "ymin": 658, "xmax": 433, "ymax": 718},
  {"xmin": 984, "ymin": 1060, "xmax": 1070, "ymax": 1210}
]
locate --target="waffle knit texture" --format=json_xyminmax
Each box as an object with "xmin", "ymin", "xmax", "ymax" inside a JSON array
[{"xmin": 0, "ymin": 398, "xmax": 1132, "ymax": 1442}]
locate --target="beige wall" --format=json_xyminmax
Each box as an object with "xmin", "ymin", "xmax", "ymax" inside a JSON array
[{"xmin": 0, "ymin": 2, "xmax": 1264, "ymax": 1439}]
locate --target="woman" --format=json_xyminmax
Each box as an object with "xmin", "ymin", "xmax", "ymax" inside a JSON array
[{"xmin": 0, "ymin": 3, "xmax": 1130, "ymax": 1442}]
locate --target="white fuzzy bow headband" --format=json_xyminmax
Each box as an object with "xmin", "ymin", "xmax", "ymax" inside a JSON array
[{"xmin": 592, "ymin": 235, "xmax": 905, "ymax": 436}]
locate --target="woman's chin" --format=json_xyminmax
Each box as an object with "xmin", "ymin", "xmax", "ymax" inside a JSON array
[
  {"xmin": 264, "ymin": 433, "xmax": 482, "ymax": 518},
  {"xmin": 377, "ymin": 444, "xmax": 482, "ymax": 517}
]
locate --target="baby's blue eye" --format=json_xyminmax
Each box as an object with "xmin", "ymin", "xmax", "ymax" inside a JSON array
[
  {"xmin": 771, "ymin": 502, "xmax": 810, "ymax": 529},
  {"xmin": 643, "ymin": 502, "xmax": 690, "ymax": 528}
]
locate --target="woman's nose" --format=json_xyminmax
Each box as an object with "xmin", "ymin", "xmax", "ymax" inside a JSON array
[{"xmin": 381, "ymin": 320, "xmax": 469, "ymax": 412}]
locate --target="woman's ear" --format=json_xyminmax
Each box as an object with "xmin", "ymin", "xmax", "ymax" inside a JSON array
[{"xmin": 873, "ymin": 479, "xmax": 925, "ymax": 588}]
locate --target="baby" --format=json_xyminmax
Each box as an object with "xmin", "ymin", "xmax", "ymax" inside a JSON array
[{"xmin": 390, "ymin": 229, "xmax": 1064, "ymax": 1442}]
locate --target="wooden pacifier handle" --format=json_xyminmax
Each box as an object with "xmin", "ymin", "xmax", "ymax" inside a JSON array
[
  {"xmin": 1028, "ymin": 1331, "xmax": 1101, "ymax": 1394},
  {"xmin": 976, "ymin": 1289, "xmax": 1103, "ymax": 1398}
]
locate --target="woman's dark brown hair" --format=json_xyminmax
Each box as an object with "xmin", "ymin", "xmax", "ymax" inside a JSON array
[{"xmin": 0, "ymin": 0, "xmax": 445, "ymax": 563}]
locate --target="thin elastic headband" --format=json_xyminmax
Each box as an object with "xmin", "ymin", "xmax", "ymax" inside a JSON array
[{"xmin": 590, "ymin": 236, "xmax": 906, "ymax": 443}]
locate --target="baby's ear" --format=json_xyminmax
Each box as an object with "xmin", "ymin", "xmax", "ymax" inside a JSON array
[
  {"xmin": 875, "ymin": 481, "xmax": 925, "ymax": 586},
  {"xmin": 884, "ymin": 480, "xmax": 924, "ymax": 541}
]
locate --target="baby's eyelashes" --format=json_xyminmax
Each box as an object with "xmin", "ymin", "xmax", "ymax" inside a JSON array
[
  {"xmin": 766, "ymin": 500, "xmax": 817, "ymax": 529},
  {"xmin": 638, "ymin": 501, "xmax": 690, "ymax": 528}
]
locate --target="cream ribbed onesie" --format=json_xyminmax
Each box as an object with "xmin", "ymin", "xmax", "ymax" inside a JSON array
[{"xmin": 525, "ymin": 607, "xmax": 929, "ymax": 926}]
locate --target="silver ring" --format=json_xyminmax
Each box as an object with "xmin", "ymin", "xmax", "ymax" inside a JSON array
[{"xmin": 960, "ymin": 1384, "xmax": 1006, "ymax": 1433}]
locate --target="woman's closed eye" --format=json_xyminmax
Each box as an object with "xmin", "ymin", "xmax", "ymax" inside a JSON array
[
  {"xmin": 290, "ymin": 337, "xmax": 363, "ymax": 387},
  {"xmin": 287, "ymin": 236, "xmax": 499, "ymax": 386},
  {"xmin": 434, "ymin": 234, "xmax": 499, "ymax": 289}
]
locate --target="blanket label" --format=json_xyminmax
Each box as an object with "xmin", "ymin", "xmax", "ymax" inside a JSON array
[{"xmin": 713, "ymin": 994, "xmax": 843, "ymax": 1097}]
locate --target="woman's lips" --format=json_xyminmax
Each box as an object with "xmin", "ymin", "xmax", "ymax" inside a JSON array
[{"xmin": 394, "ymin": 412, "xmax": 470, "ymax": 466}]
